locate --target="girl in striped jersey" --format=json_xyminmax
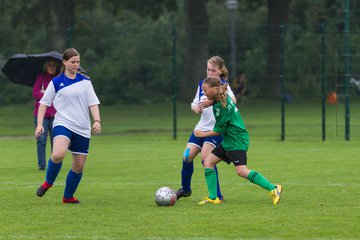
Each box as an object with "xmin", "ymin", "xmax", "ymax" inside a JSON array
[{"xmin": 35, "ymin": 48, "xmax": 101, "ymax": 204}]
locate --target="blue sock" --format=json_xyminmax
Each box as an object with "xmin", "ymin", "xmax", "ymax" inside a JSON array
[
  {"xmin": 214, "ymin": 165, "xmax": 223, "ymax": 199},
  {"xmin": 45, "ymin": 159, "xmax": 62, "ymax": 185},
  {"xmin": 64, "ymin": 170, "xmax": 83, "ymax": 199},
  {"xmin": 202, "ymin": 160, "xmax": 223, "ymax": 199},
  {"xmin": 181, "ymin": 161, "xmax": 194, "ymax": 192}
]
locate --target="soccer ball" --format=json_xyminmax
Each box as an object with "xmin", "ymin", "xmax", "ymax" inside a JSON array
[{"xmin": 155, "ymin": 187, "xmax": 177, "ymax": 206}]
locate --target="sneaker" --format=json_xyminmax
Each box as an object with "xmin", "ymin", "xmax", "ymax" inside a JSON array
[
  {"xmin": 36, "ymin": 182, "xmax": 53, "ymax": 197},
  {"xmin": 270, "ymin": 184, "xmax": 283, "ymax": 205},
  {"xmin": 63, "ymin": 197, "xmax": 80, "ymax": 204},
  {"xmin": 175, "ymin": 188, "xmax": 192, "ymax": 200},
  {"xmin": 198, "ymin": 197, "xmax": 223, "ymax": 205},
  {"xmin": 38, "ymin": 167, "xmax": 45, "ymax": 171}
]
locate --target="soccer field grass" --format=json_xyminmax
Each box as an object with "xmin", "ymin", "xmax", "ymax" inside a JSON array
[
  {"xmin": 0, "ymin": 133, "xmax": 359, "ymax": 239},
  {"xmin": 1, "ymin": 102, "xmax": 360, "ymax": 239}
]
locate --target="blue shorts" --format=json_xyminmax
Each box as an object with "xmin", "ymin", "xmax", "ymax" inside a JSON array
[
  {"xmin": 188, "ymin": 131, "xmax": 223, "ymax": 149},
  {"xmin": 53, "ymin": 125, "xmax": 90, "ymax": 155}
]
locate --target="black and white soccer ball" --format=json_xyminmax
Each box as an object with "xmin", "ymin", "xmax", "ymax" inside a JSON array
[{"xmin": 154, "ymin": 187, "xmax": 177, "ymax": 206}]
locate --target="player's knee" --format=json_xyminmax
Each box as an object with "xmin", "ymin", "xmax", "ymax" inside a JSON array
[
  {"xmin": 51, "ymin": 152, "xmax": 65, "ymax": 162},
  {"xmin": 72, "ymin": 165, "xmax": 84, "ymax": 173},
  {"xmin": 182, "ymin": 148, "xmax": 192, "ymax": 162},
  {"xmin": 200, "ymin": 153, "xmax": 208, "ymax": 161}
]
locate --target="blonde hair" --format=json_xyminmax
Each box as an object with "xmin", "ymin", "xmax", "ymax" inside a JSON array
[
  {"xmin": 43, "ymin": 58, "xmax": 59, "ymax": 74},
  {"xmin": 203, "ymin": 77, "xmax": 228, "ymax": 108},
  {"xmin": 207, "ymin": 56, "xmax": 228, "ymax": 80}
]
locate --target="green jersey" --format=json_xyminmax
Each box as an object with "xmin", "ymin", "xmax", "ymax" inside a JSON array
[{"xmin": 213, "ymin": 96, "xmax": 249, "ymax": 151}]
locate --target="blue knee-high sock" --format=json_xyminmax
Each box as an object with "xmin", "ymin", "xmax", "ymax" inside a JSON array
[
  {"xmin": 45, "ymin": 159, "xmax": 62, "ymax": 185},
  {"xmin": 202, "ymin": 160, "xmax": 223, "ymax": 199},
  {"xmin": 214, "ymin": 164, "xmax": 223, "ymax": 199},
  {"xmin": 181, "ymin": 161, "xmax": 194, "ymax": 192},
  {"xmin": 64, "ymin": 170, "xmax": 83, "ymax": 199}
]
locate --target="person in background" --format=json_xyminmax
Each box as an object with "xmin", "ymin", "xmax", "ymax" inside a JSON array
[
  {"xmin": 175, "ymin": 56, "xmax": 237, "ymax": 202},
  {"xmin": 194, "ymin": 76, "xmax": 283, "ymax": 205},
  {"xmin": 33, "ymin": 58, "xmax": 59, "ymax": 170},
  {"xmin": 35, "ymin": 48, "xmax": 101, "ymax": 204},
  {"xmin": 232, "ymin": 71, "xmax": 248, "ymax": 103}
]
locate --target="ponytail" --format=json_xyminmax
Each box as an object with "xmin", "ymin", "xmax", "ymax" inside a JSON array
[
  {"xmin": 203, "ymin": 77, "xmax": 228, "ymax": 108},
  {"xmin": 216, "ymin": 84, "xmax": 228, "ymax": 108}
]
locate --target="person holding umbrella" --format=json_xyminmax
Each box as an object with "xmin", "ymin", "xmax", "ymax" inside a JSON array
[
  {"xmin": 33, "ymin": 58, "xmax": 59, "ymax": 170},
  {"xmin": 35, "ymin": 48, "xmax": 101, "ymax": 204}
]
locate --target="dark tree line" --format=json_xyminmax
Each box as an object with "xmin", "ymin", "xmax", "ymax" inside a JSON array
[{"xmin": 0, "ymin": 0, "xmax": 357, "ymax": 105}]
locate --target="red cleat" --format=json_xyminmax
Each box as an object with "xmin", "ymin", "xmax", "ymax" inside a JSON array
[
  {"xmin": 36, "ymin": 182, "xmax": 53, "ymax": 197},
  {"xmin": 62, "ymin": 197, "xmax": 80, "ymax": 204}
]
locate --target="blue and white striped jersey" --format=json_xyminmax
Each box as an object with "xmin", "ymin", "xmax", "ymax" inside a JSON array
[{"xmin": 40, "ymin": 73, "xmax": 100, "ymax": 138}]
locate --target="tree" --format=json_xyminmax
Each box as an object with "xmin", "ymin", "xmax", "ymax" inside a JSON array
[
  {"xmin": 103, "ymin": 0, "xmax": 177, "ymax": 19},
  {"xmin": 263, "ymin": 0, "xmax": 289, "ymax": 97},
  {"xmin": 0, "ymin": 0, "xmax": 74, "ymax": 52},
  {"xmin": 42, "ymin": 0, "xmax": 74, "ymax": 51},
  {"xmin": 182, "ymin": 0, "xmax": 209, "ymax": 99}
]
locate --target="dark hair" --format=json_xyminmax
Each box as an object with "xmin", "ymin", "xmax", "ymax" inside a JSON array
[
  {"xmin": 203, "ymin": 77, "xmax": 228, "ymax": 107},
  {"xmin": 60, "ymin": 48, "xmax": 80, "ymax": 74},
  {"xmin": 63, "ymin": 48, "xmax": 79, "ymax": 61}
]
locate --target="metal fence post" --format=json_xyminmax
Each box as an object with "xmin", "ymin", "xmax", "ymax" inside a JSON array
[
  {"xmin": 344, "ymin": 0, "xmax": 350, "ymax": 140},
  {"xmin": 227, "ymin": 0, "xmax": 238, "ymax": 82},
  {"xmin": 172, "ymin": 25, "xmax": 177, "ymax": 140},
  {"xmin": 321, "ymin": 22, "xmax": 326, "ymax": 141},
  {"xmin": 66, "ymin": 27, "xmax": 72, "ymax": 48},
  {"xmin": 280, "ymin": 23, "xmax": 285, "ymax": 141}
]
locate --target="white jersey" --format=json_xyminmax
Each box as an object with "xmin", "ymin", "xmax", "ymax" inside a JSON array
[
  {"xmin": 191, "ymin": 79, "xmax": 235, "ymax": 131},
  {"xmin": 40, "ymin": 73, "xmax": 100, "ymax": 138}
]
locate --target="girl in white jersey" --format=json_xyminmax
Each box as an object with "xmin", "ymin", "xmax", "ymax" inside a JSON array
[
  {"xmin": 175, "ymin": 56, "xmax": 236, "ymax": 202},
  {"xmin": 35, "ymin": 48, "xmax": 101, "ymax": 204}
]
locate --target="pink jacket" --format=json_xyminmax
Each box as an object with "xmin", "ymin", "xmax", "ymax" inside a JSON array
[{"xmin": 33, "ymin": 72, "xmax": 57, "ymax": 118}]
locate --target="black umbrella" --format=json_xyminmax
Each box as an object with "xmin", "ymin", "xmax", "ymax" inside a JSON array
[{"xmin": 1, "ymin": 51, "xmax": 86, "ymax": 87}]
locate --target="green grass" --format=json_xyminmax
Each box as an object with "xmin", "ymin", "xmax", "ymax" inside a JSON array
[
  {"xmin": 1, "ymin": 102, "xmax": 360, "ymax": 239},
  {"xmin": 2, "ymin": 99, "xmax": 360, "ymax": 140}
]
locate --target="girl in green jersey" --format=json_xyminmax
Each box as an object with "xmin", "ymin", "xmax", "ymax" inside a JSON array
[{"xmin": 194, "ymin": 77, "xmax": 283, "ymax": 205}]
